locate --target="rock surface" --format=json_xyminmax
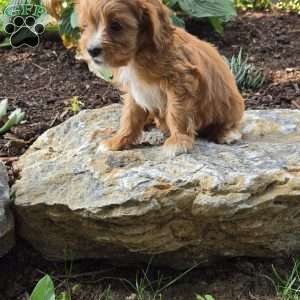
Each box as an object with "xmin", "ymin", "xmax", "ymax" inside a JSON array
[
  {"xmin": 0, "ymin": 162, "xmax": 14, "ymax": 257},
  {"xmin": 14, "ymin": 104, "xmax": 300, "ymax": 268}
]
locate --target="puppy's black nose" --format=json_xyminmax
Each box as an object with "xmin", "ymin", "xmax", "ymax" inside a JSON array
[{"xmin": 88, "ymin": 47, "xmax": 102, "ymax": 57}]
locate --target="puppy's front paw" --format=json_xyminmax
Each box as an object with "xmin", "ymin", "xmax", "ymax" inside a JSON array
[
  {"xmin": 96, "ymin": 141, "xmax": 111, "ymax": 154},
  {"xmin": 96, "ymin": 136, "xmax": 126, "ymax": 153},
  {"xmin": 163, "ymin": 135, "xmax": 194, "ymax": 157}
]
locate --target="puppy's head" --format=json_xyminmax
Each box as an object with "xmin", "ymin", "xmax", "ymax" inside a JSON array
[{"xmin": 77, "ymin": 0, "xmax": 173, "ymax": 68}]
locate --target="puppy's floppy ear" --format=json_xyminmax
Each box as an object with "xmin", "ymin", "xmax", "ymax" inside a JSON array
[{"xmin": 138, "ymin": 0, "xmax": 173, "ymax": 50}]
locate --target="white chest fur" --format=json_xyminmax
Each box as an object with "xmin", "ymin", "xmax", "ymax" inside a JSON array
[{"xmin": 116, "ymin": 65, "xmax": 165, "ymax": 113}]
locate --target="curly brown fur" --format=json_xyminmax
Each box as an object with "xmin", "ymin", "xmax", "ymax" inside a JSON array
[{"xmin": 76, "ymin": 0, "xmax": 245, "ymax": 155}]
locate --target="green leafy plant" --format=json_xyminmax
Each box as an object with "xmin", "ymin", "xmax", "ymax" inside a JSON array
[
  {"xmin": 234, "ymin": 0, "xmax": 272, "ymax": 10},
  {"xmin": 57, "ymin": 292, "xmax": 71, "ymax": 300},
  {"xmin": 99, "ymin": 286, "xmax": 113, "ymax": 300},
  {"xmin": 225, "ymin": 49, "xmax": 265, "ymax": 91},
  {"xmin": 164, "ymin": 0, "xmax": 236, "ymax": 35},
  {"xmin": 0, "ymin": 0, "xmax": 9, "ymax": 41},
  {"xmin": 29, "ymin": 260, "xmax": 199, "ymax": 300},
  {"xmin": 276, "ymin": 0, "xmax": 300, "ymax": 12},
  {"xmin": 272, "ymin": 260, "xmax": 300, "ymax": 300},
  {"xmin": 30, "ymin": 274, "xmax": 71, "ymax": 300},
  {"xmin": 0, "ymin": 99, "xmax": 25, "ymax": 135},
  {"xmin": 45, "ymin": 0, "xmax": 236, "ymax": 45},
  {"xmin": 69, "ymin": 96, "xmax": 84, "ymax": 114},
  {"xmin": 0, "ymin": 0, "xmax": 8, "ymax": 11},
  {"xmin": 97, "ymin": 67, "xmax": 113, "ymax": 82},
  {"xmin": 196, "ymin": 295, "xmax": 215, "ymax": 300},
  {"xmin": 30, "ymin": 275, "xmax": 56, "ymax": 300},
  {"xmin": 122, "ymin": 259, "xmax": 199, "ymax": 300},
  {"xmin": 58, "ymin": 1, "xmax": 80, "ymax": 47}
]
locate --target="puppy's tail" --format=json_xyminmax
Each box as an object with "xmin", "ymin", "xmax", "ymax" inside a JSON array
[{"xmin": 41, "ymin": 0, "xmax": 61, "ymax": 19}]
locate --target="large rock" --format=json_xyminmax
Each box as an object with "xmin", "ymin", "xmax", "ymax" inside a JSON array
[
  {"xmin": 0, "ymin": 163, "xmax": 14, "ymax": 257},
  {"xmin": 14, "ymin": 105, "xmax": 300, "ymax": 268}
]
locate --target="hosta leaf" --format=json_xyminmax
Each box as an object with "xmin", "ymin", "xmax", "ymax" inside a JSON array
[
  {"xmin": 171, "ymin": 14, "xmax": 185, "ymax": 27},
  {"xmin": 178, "ymin": 0, "xmax": 236, "ymax": 19},
  {"xmin": 98, "ymin": 67, "xmax": 113, "ymax": 82},
  {"xmin": 59, "ymin": 5, "xmax": 80, "ymax": 42},
  {"xmin": 70, "ymin": 10, "xmax": 79, "ymax": 29},
  {"xmin": 30, "ymin": 275, "xmax": 55, "ymax": 300},
  {"xmin": 164, "ymin": 0, "xmax": 179, "ymax": 8},
  {"xmin": 209, "ymin": 16, "xmax": 224, "ymax": 36}
]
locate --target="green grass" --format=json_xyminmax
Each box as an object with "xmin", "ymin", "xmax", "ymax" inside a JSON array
[
  {"xmin": 120, "ymin": 259, "xmax": 199, "ymax": 300},
  {"xmin": 272, "ymin": 260, "xmax": 300, "ymax": 300},
  {"xmin": 99, "ymin": 286, "xmax": 113, "ymax": 300},
  {"xmin": 29, "ymin": 259, "xmax": 203, "ymax": 300}
]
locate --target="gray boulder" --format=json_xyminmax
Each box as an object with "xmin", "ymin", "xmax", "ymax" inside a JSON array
[
  {"xmin": 14, "ymin": 105, "xmax": 300, "ymax": 268},
  {"xmin": 0, "ymin": 162, "xmax": 14, "ymax": 257}
]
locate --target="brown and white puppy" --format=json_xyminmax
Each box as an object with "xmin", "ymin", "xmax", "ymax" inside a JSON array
[{"xmin": 77, "ymin": 0, "xmax": 245, "ymax": 155}]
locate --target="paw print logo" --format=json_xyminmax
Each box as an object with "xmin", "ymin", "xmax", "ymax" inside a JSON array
[{"xmin": 4, "ymin": 16, "xmax": 44, "ymax": 48}]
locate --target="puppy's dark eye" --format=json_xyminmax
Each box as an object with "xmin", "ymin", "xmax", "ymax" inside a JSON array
[{"xmin": 110, "ymin": 21, "xmax": 122, "ymax": 32}]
